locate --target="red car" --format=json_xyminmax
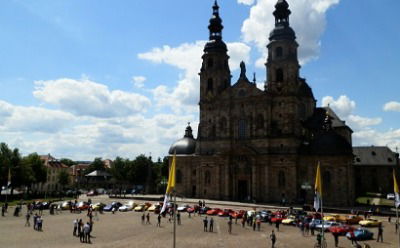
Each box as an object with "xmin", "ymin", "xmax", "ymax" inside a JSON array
[
  {"xmin": 207, "ymin": 208, "xmax": 222, "ymax": 215},
  {"xmin": 187, "ymin": 205, "xmax": 199, "ymax": 214},
  {"xmin": 231, "ymin": 210, "xmax": 246, "ymax": 219},
  {"xmin": 329, "ymin": 225, "xmax": 355, "ymax": 236},
  {"xmin": 271, "ymin": 212, "xmax": 285, "ymax": 223},
  {"xmin": 76, "ymin": 201, "xmax": 90, "ymax": 210},
  {"xmin": 218, "ymin": 209, "xmax": 234, "ymax": 217}
]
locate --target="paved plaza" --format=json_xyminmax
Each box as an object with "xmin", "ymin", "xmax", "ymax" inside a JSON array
[{"xmin": 0, "ymin": 195, "xmax": 398, "ymax": 248}]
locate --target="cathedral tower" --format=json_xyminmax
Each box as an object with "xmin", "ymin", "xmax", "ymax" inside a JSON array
[{"xmin": 198, "ymin": 1, "xmax": 231, "ymax": 141}]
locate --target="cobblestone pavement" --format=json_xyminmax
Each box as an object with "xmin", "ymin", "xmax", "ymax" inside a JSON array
[{"xmin": 0, "ymin": 195, "xmax": 397, "ymax": 247}]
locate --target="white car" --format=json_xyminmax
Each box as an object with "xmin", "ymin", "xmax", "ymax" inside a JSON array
[
  {"xmin": 177, "ymin": 204, "xmax": 191, "ymax": 212},
  {"xmin": 387, "ymin": 193, "xmax": 395, "ymax": 200},
  {"xmin": 315, "ymin": 221, "xmax": 340, "ymax": 232},
  {"xmin": 119, "ymin": 201, "xmax": 136, "ymax": 212}
]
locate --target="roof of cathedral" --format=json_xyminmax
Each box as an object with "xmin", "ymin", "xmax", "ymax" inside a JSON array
[
  {"xmin": 353, "ymin": 146, "xmax": 399, "ymax": 166},
  {"xmin": 169, "ymin": 124, "xmax": 196, "ymax": 155},
  {"xmin": 205, "ymin": 0, "xmax": 227, "ymax": 52},
  {"xmin": 302, "ymin": 130, "xmax": 353, "ymax": 156}
]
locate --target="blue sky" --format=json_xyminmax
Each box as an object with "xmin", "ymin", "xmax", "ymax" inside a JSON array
[{"xmin": 0, "ymin": 0, "xmax": 399, "ymax": 160}]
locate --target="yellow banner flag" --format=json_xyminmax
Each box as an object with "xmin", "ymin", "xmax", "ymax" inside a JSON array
[
  {"xmin": 314, "ymin": 162, "xmax": 322, "ymax": 196},
  {"xmin": 393, "ymin": 169, "xmax": 400, "ymax": 208},
  {"xmin": 165, "ymin": 152, "xmax": 176, "ymax": 195}
]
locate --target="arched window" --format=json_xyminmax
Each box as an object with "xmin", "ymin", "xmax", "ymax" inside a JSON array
[
  {"xmin": 176, "ymin": 170, "xmax": 182, "ymax": 184},
  {"xmin": 207, "ymin": 78, "xmax": 213, "ymax": 93},
  {"xmin": 323, "ymin": 171, "xmax": 331, "ymax": 188},
  {"xmin": 207, "ymin": 58, "xmax": 214, "ymax": 68},
  {"xmin": 276, "ymin": 47, "xmax": 283, "ymax": 57},
  {"xmin": 256, "ymin": 114, "xmax": 264, "ymax": 129},
  {"xmin": 205, "ymin": 171, "xmax": 211, "ymax": 184},
  {"xmin": 278, "ymin": 171, "xmax": 286, "ymax": 187},
  {"xmin": 238, "ymin": 119, "xmax": 246, "ymax": 138},
  {"xmin": 276, "ymin": 68, "xmax": 284, "ymax": 82}
]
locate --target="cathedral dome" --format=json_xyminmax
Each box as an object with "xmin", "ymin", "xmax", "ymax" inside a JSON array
[{"xmin": 168, "ymin": 124, "xmax": 196, "ymax": 155}]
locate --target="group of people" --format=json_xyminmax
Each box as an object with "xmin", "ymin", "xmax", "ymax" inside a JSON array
[{"xmin": 73, "ymin": 218, "xmax": 93, "ymax": 243}]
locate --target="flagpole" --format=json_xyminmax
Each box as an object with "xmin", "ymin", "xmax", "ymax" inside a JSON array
[
  {"xmin": 173, "ymin": 190, "xmax": 177, "ymax": 248},
  {"xmin": 321, "ymin": 196, "xmax": 324, "ymax": 244},
  {"xmin": 396, "ymin": 206, "xmax": 399, "ymax": 248}
]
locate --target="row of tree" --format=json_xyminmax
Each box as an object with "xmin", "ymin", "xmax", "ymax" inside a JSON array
[
  {"xmin": 0, "ymin": 143, "xmax": 47, "ymax": 194},
  {"xmin": 0, "ymin": 142, "xmax": 170, "ymax": 195}
]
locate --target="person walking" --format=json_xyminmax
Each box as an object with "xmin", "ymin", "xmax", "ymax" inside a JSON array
[
  {"xmin": 241, "ymin": 216, "xmax": 245, "ymax": 228},
  {"xmin": 253, "ymin": 220, "xmax": 256, "ymax": 231},
  {"xmin": 275, "ymin": 220, "xmax": 280, "ymax": 231},
  {"xmin": 177, "ymin": 212, "xmax": 181, "ymax": 225},
  {"xmin": 37, "ymin": 216, "xmax": 43, "ymax": 231},
  {"xmin": 33, "ymin": 213, "xmax": 38, "ymax": 230},
  {"xmin": 203, "ymin": 216, "xmax": 208, "ymax": 232},
  {"xmin": 73, "ymin": 219, "xmax": 78, "ymax": 236},
  {"xmin": 146, "ymin": 212, "xmax": 151, "ymax": 224},
  {"xmin": 1, "ymin": 205, "xmax": 5, "ymax": 217},
  {"xmin": 332, "ymin": 232, "xmax": 339, "ymax": 247},
  {"xmin": 157, "ymin": 214, "xmax": 161, "ymax": 227},
  {"xmin": 256, "ymin": 218, "xmax": 261, "ymax": 231},
  {"xmin": 270, "ymin": 230, "xmax": 276, "ymax": 248},
  {"xmin": 141, "ymin": 213, "xmax": 145, "ymax": 224},
  {"xmin": 78, "ymin": 219, "xmax": 84, "ymax": 242},
  {"xmin": 377, "ymin": 224, "xmax": 383, "ymax": 242},
  {"xmin": 209, "ymin": 217, "xmax": 214, "ymax": 232},
  {"xmin": 228, "ymin": 219, "xmax": 233, "ymax": 234},
  {"xmin": 25, "ymin": 212, "xmax": 31, "ymax": 227}
]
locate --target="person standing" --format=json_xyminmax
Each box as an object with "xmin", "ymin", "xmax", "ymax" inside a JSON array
[
  {"xmin": 275, "ymin": 220, "xmax": 280, "ymax": 231},
  {"xmin": 1, "ymin": 204, "xmax": 5, "ymax": 217},
  {"xmin": 177, "ymin": 212, "xmax": 181, "ymax": 225},
  {"xmin": 256, "ymin": 218, "xmax": 261, "ymax": 231},
  {"xmin": 37, "ymin": 216, "xmax": 43, "ymax": 231},
  {"xmin": 377, "ymin": 224, "xmax": 383, "ymax": 242},
  {"xmin": 78, "ymin": 219, "xmax": 84, "ymax": 242},
  {"xmin": 25, "ymin": 212, "xmax": 31, "ymax": 227},
  {"xmin": 209, "ymin": 217, "xmax": 214, "ymax": 232},
  {"xmin": 241, "ymin": 217, "xmax": 245, "ymax": 228},
  {"xmin": 270, "ymin": 230, "xmax": 276, "ymax": 248},
  {"xmin": 73, "ymin": 219, "xmax": 78, "ymax": 236},
  {"xmin": 157, "ymin": 214, "xmax": 161, "ymax": 227},
  {"xmin": 203, "ymin": 216, "xmax": 208, "ymax": 232},
  {"xmin": 228, "ymin": 219, "xmax": 233, "ymax": 234},
  {"xmin": 83, "ymin": 222, "xmax": 91, "ymax": 243},
  {"xmin": 33, "ymin": 214, "xmax": 38, "ymax": 230},
  {"xmin": 141, "ymin": 213, "xmax": 145, "ymax": 224}
]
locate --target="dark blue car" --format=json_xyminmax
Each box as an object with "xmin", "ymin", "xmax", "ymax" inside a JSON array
[{"xmin": 103, "ymin": 202, "xmax": 122, "ymax": 212}]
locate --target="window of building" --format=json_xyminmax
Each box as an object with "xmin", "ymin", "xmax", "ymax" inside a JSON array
[
  {"xmin": 238, "ymin": 119, "xmax": 246, "ymax": 138},
  {"xmin": 176, "ymin": 170, "xmax": 182, "ymax": 184},
  {"xmin": 207, "ymin": 78, "xmax": 213, "ymax": 93},
  {"xmin": 276, "ymin": 47, "xmax": 283, "ymax": 57},
  {"xmin": 205, "ymin": 170, "xmax": 211, "ymax": 184},
  {"xmin": 207, "ymin": 58, "xmax": 214, "ymax": 68},
  {"xmin": 278, "ymin": 171, "xmax": 285, "ymax": 187},
  {"xmin": 276, "ymin": 68, "xmax": 283, "ymax": 82}
]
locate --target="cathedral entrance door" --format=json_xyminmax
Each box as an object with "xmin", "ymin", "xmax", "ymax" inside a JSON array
[{"xmin": 238, "ymin": 180, "xmax": 248, "ymax": 201}]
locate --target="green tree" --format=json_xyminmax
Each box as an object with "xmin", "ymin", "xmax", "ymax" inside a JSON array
[
  {"xmin": 57, "ymin": 170, "xmax": 70, "ymax": 191},
  {"xmin": 85, "ymin": 157, "xmax": 105, "ymax": 174},
  {"xmin": 60, "ymin": 158, "xmax": 75, "ymax": 167},
  {"xmin": 25, "ymin": 153, "xmax": 47, "ymax": 184}
]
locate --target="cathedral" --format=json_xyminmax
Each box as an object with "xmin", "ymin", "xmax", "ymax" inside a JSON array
[{"xmin": 168, "ymin": 0, "xmax": 392, "ymax": 207}]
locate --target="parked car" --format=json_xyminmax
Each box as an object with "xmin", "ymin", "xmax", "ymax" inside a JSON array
[
  {"xmin": 119, "ymin": 201, "xmax": 136, "ymax": 212},
  {"xmin": 323, "ymin": 214, "xmax": 346, "ymax": 222},
  {"xmin": 76, "ymin": 201, "xmax": 90, "ymax": 210},
  {"xmin": 346, "ymin": 228, "xmax": 374, "ymax": 241},
  {"xmin": 60, "ymin": 201, "xmax": 72, "ymax": 210},
  {"xmin": 359, "ymin": 218, "xmax": 382, "ymax": 227},
  {"xmin": 218, "ymin": 209, "xmax": 234, "ymax": 217},
  {"xmin": 87, "ymin": 190, "xmax": 98, "ymax": 196},
  {"xmin": 387, "ymin": 193, "xmax": 395, "ymax": 200},
  {"xmin": 199, "ymin": 207, "xmax": 211, "ymax": 214},
  {"xmin": 231, "ymin": 210, "xmax": 246, "ymax": 219},
  {"xmin": 329, "ymin": 224, "xmax": 355, "ymax": 236},
  {"xmin": 134, "ymin": 202, "xmax": 151, "ymax": 212},
  {"xmin": 187, "ymin": 205, "xmax": 199, "ymax": 214},
  {"xmin": 177, "ymin": 204, "xmax": 191, "ymax": 212},
  {"xmin": 282, "ymin": 215, "xmax": 296, "ymax": 225},
  {"xmin": 315, "ymin": 221, "xmax": 340, "ymax": 232},
  {"xmin": 103, "ymin": 202, "xmax": 123, "ymax": 212},
  {"xmin": 345, "ymin": 215, "xmax": 363, "ymax": 225},
  {"xmin": 91, "ymin": 202, "xmax": 106, "ymax": 211},
  {"xmin": 207, "ymin": 208, "xmax": 222, "ymax": 215}
]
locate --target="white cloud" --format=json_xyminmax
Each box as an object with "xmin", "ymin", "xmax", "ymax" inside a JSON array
[
  {"xmin": 238, "ymin": 0, "xmax": 255, "ymax": 6},
  {"xmin": 132, "ymin": 76, "xmax": 146, "ymax": 88},
  {"xmin": 241, "ymin": 0, "xmax": 340, "ymax": 66},
  {"xmin": 33, "ymin": 78, "xmax": 151, "ymax": 118},
  {"xmin": 139, "ymin": 41, "xmax": 251, "ymax": 113},
  {"xmin": 383, "ymin": 101, "xmax": 400, "ymax": 112},
  {"xmin": 322, "ymin": 95, "xmax": 355, "ymax": 118},
  {"xmin": 353, "ymin": 128, "xmax": 400, "ymax": 151},
  {"xmin": 346, "ymin": 115, "xmax": 382, "ymax": 130}
]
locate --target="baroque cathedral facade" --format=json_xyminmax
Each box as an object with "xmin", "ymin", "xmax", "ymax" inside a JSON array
[{"xmin": 169, "ymin": 0, "xmax": 355, "ymax": 207}]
